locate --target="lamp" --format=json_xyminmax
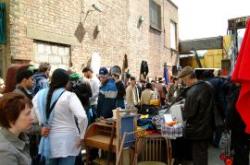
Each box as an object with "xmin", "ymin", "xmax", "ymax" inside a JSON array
[
  {"xmin": 83, "ymin": 4, "xmax": 103, "ymax": 24},
  {"xmin": 75, "ymin": 3, "xmax": 103, "ymax": 43},
  {"xmin": 137, "ymin": 16, "xmax": 144, "ymax": 28},
  {"xmin": 92, "ymin": 4, "xmax": 102, "ymax": 13},
  {"xmin": 139, "ymin": 16, "xmax": 144, "ymax": 23}
]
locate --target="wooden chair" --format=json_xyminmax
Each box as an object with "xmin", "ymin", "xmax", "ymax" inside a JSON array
[{"xmin": 135, "ymin": 135, "xmax": 173, "ymax": 165}]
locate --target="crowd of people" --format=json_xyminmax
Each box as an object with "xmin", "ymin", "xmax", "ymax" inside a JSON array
[{"xmin": 0, "ymin": 63, "xmax": 248, "ymax": 165}]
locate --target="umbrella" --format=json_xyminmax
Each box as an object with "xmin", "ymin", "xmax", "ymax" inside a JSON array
[
  {"xmin": 231, "ymin": 19, "xmax": 250, "ymax": 133},
  {"xmin": 163, "ymin": 63, "xmax": 169, "ymax": 85}
]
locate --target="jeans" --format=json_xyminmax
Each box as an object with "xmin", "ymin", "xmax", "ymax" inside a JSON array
[{"xmin": 48, "ymin": 156, "xmax": 76, "ymax": 165}]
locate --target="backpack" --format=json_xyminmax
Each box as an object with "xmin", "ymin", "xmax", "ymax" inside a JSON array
[
  {"xmin": 207, "ymin": 78, "xmax": 240, "ymax": 129},
  {"xmin": 203, "ymin": 80, "xmax": 224, "ymax": 129},
  {"xmin": 224, "ymin": 83, "xmax": 241, "ymax": 129},
  {"xmin": 69, "ymin": 80, "xmax": 92, "ymax": 107}
]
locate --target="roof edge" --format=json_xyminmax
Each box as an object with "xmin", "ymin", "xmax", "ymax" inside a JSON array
[{"xmin": 166, "ymin": 0, "xmax": 178, "ymax": 9}]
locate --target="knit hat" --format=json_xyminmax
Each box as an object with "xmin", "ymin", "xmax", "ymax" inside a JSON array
[
  {"xmin": 51, "ymin": 68, "xmax": 69, "ymax": 88},
  {"xmin": 177, "ymin": 66, "xmax": 194, "ymax": 78},
  {"xmin": 69, "ymin": 73, "xmax": 81, "ymax": 81}
]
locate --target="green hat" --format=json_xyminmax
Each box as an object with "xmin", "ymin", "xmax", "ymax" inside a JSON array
[{"xmin": 69, "ymin": 73, "xmax": 81, "ymax": 81}]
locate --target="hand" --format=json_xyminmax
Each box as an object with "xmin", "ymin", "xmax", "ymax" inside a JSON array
[
  {"xmin": 40, "ymin": 127, "xmax": 50, "ymax": 137},
  {"xmin": 76, "ymin": 139, "xmax": 85, "ymax": 148}
]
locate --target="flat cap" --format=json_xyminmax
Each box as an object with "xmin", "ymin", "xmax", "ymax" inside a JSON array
[{"xmin": 177, "ymin": 66, "xmax": 194, "ymax": 78}]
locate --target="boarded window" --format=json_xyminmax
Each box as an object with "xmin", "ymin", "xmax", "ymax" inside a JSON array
[
  {"xmin": 33, "ymin": 41, "xmax": 70, "ymax": 72},
  {"xmin": 170, "ymin": 21, "xmax": 177, "ymax": 49},
  {"xmin": 149, "ymin": 0, "xmax": 161, "ymax": 31}
]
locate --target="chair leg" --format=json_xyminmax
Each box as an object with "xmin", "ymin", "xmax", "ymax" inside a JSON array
[{"xmin": 116, "ymin": 133, "xmax": 127, "ymax": 165}]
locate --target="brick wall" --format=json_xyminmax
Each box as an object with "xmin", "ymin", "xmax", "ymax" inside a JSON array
[{"xmin": 3, "ymin": 0, "xmax": 178, "ymax": 79}]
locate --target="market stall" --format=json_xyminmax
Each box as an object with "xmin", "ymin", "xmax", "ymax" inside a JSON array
[{"xmin": 84, "ymin": 107, "xmax": 179, "ymax": 165}]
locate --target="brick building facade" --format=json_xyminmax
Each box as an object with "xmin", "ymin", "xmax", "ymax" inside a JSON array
[{"xmin": 0, "ymin": 0, "xmax": 178, "ymax": 80}]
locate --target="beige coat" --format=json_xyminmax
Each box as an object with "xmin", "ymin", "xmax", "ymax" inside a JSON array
[
  {"xmin": 140, "ymin": 89, "xmax": 153, "ymax": 105},
  {"xmin": 126, "ymin": 85, "xmax": 140, "ymax": 107},
  {"xmin": 0, "ymin": 128, "xmax": 31, "ymax": 165}
]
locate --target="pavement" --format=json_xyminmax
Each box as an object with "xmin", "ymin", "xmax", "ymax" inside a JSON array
[
  {"xmin": 178, "ymin": 146, "xmax": 224, "ymax": 165},
  {"xmin": 208, "ymin": 146, "xmax": 224, "ymax": 165}
]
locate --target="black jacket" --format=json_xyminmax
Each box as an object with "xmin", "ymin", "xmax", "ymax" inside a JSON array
[
  {"xmin": 140, "ymin": 61, "xmax": 149, "ymax": 76},
  {"xmin": 115, "ymin": 80, "xmax": 126, "ymax": 99},
  {"xmin": 183, "ymin": 81, "xmax": 214, "ymax": 140},
  {"xmin": 68, "ymin": 80, "xmax": 92, "ymax": 107}
]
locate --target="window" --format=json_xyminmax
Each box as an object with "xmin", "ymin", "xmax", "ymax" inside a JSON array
[
  {"xmin": 149, "ymin": 0, "xmax": 161, "ymax": 31},
  {"xmin": 170, "ymin": 21, "xmax": 177, "ymax": 50},
  {"xmin": 237, "ymin": 28, "xmax": 246, "ymax": 51},
  {"xmin": 34, "ymin": 41, "xmax": 70, "ymax": 71}
]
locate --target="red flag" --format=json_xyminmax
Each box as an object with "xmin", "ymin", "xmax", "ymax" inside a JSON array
[{"xmin": 231, "ymin": 19, "xmax": 250, "ymax": 133}]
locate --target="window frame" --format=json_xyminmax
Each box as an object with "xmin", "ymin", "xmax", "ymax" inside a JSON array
[
  {"xmin": 149, "ymin": 0, "xmax": 162, "ymax": 32},
  {"xmin": 170, "ymin": 20, "xmax": 177, "ymax": 50}
]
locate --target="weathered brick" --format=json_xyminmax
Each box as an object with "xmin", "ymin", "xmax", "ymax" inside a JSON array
[{"xmin": 2, "ymin": 0, "xmax": 178, "ymax": 79}]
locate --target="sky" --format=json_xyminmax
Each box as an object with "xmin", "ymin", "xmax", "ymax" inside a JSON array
[{"xmin": 171, "ymin": 0, "xmax": 250, "ymax": 40}]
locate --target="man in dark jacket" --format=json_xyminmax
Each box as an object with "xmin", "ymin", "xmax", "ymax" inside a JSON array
[
  {"xmin": 14, "ymin": 66, "xmax": 43, "ymax": 165},
  {"xmin": 14, "ymin": 66, "xmax": 34, "ymax": 100},
  {"xmin": 97, "ymin": 67, "xmax": 118, "ymax": 118},
  {"xmin": 178, "ymin": 66, "xmax": 214, "ymax": 165},
  {"xmin": 225, "ymin": 83, "xmax": 250, "ymax": 165},
  {"xmin": 32, "ymin": 62, "xmax": 51, "ymax": 95},
  {"xmin": 111, "ymin": 73, "xmax": 126, "ymax": 109}
]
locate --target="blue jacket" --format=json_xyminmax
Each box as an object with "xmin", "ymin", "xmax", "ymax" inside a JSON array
[{"xmin": 97, "ymin": 79, "xmax": 117, "ymax": 118}]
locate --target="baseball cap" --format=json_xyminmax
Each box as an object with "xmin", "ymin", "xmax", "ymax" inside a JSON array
[{"xmin": 99, "ymin": 67, "xmax": 109, "ymax": 76}]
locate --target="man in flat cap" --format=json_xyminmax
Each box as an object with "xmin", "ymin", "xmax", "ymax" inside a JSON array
[{"xmin": 178, "ymin": 66, "xmax": 214, "ymax": 165}]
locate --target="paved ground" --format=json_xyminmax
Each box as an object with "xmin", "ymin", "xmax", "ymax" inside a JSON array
[
  {"xmin": 179, "ymin": 146, "xmax": 224, "ymax": 165},
  {"xmin": 208, "ymin": 146, "xmax": 224, "ymax": 165},
  {"xmin": 85, "ymin": 146, "xmax": 225, "ymax": 165}
]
